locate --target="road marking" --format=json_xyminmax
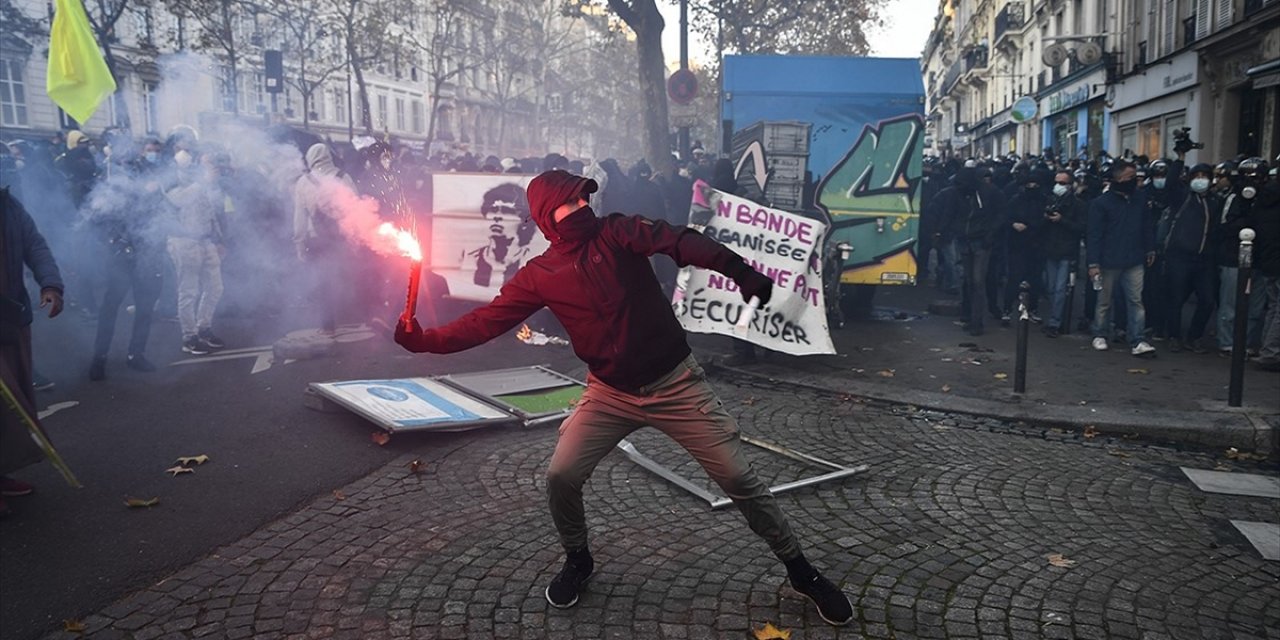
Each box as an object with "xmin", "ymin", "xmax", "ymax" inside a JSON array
[{"xmin": 38, "ymin": 401, "xmax": 79, "ymax": 420}]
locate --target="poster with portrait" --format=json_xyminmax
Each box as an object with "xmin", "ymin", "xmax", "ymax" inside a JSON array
[{"xmin": 427, "ymin": 174, "xmax": 546, "ymax": 302}]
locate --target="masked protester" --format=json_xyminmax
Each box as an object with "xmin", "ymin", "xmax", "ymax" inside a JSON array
[
  {"xmin": 0, "ymin": 189, "xmax": 65, "ymax": 517},
  {"xmin": 294, "ymin": 143, "xmax": 358, "ymax": 334},
  {"xmin": 1143, "ymin": 159, "xmax": 1184, "ymax": 340},
  {"xmin": 164, "ymin": 151, "xmax": 229, "ymax": 355},
  {"xmin": 1038, "ymin": 171, "xmax": 1087, "ymax": 337},
  {"xmin": 1087, "ymin": 160, "xmax": 1157, "ymax": 356},
  {"xmin": 394, "ymin": 169, "xmax": 855, "ymax": 626},
  {"xmin": 1253, "ymin": 162, "xmax": 1280, "ymax": 371},
  {"xmin": 1216, "ymin": 157, "xmax": 1270, "ymax": 356},
  {"xmin": 937, "ymin": 163, "xmax": 1008, "ymax": 336},
  {"xmin": 1159, "ymin": 163, "xmax": 1221, "ymax": 352},
  {"xmin": 1002, "ymin": 169, "xmax": 1051, "ymax": 323},
  {"xmin": 87, "ymin": 139, "xmax": 169, "ymax": 379}
]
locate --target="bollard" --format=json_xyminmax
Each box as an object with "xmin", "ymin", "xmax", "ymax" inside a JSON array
[
  {"xmin": 1228, "ymin": 229, "xmax": 1255, "ymax": 407},
  {"xmin": 1061, "ymin": 265, "xmax": 1076, "ymax": 336},
  {"xmin": 1015, "ymin": 280, "xmax": 1030, "ymax": 394}
]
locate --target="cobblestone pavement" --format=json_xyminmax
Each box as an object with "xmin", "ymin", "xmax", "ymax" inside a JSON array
[{"xmin": 40, "ymin": 372, "xmax": 1280, "ymax": 640}]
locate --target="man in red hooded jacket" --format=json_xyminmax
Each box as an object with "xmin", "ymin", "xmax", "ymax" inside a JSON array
[{"xmin": 395, "ymin": 169, "xmax": 853, "ymax": 625}]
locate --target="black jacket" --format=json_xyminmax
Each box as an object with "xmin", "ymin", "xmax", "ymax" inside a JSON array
[
  {"xmin": 937, "ymin": 181, "xmax": 1008, "ymax": 245},
  {"xmin": 1006, "ymin": 186, "xmax": 1049, "ymax": 253},
  {"xmin": 1038, "ymin": 194, "xmax": 1087, "ymax": 260},
  {"xmin": 1087, "ymin": 188, "xmax": 1155, "ymax": 269},
  {"xmin": 1216, "ymin": 192, "xmax": 1257, "ymax": 268},
  {"xmin": 1162, "ymin": 191, "xmax": 1221, "ymax": 259},
  {"xmin": 1250, "ymin": 182, "xmax": 1280, "ymax": 277},
  {"xmin": 396, "ymin": 171, "xmax": 757, "ymax": 391}
]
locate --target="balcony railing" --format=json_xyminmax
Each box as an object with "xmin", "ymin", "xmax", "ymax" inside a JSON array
[
  {"xmin": 994, "ymin": 3, "xmax": 1024, "ymax": 45},
  {"xmin": 1245, "ymin": 0, "xmax": 1264, "ymax": 16},
  {"xmin": 942, "ymin": 57, "xmax": 965, "ymax": 94},
  {"xmin": 964, "ymin": 46, "xmax": 989, "ymax": 73}
]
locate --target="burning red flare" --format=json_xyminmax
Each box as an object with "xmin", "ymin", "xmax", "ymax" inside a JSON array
[{"xmin": 378, "ymin": 223, "xmax": 422, "ymax": 261}]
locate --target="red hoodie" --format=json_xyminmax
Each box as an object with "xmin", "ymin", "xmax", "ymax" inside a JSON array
[{"xmin": 396, "ymin": 169, "xmax": 761, "ymax": 391}]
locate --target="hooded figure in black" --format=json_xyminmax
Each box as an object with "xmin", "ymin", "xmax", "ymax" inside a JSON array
[
  {"xmin": 1002, "ymin": 169, "xmax": 1051, "ymax": 318},
  {"xmin": 394, "ymin": 170, "xmax": 855, "ymax": 626},
  {"xmin": 938, "ymin": 165, "xmax": 1008, "ymax": 334}
]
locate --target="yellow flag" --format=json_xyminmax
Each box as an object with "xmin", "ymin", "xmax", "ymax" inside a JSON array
[{"xmin": 46, "ymin": 0, "xmax": 117, "ymax": 124}]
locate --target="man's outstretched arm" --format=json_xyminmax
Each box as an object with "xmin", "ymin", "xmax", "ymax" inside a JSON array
[{"xmin": 395, "ymin": 271, "xmax": 544, "ymax": 353}]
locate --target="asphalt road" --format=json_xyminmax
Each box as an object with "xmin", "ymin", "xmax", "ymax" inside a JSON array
[{"xmin": 0, "ymin": 301, "xmax": 583, "ymax": 640}]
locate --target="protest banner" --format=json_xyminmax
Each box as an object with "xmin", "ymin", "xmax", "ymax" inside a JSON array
[{"xmin": 672, "ymin": 184, "xmax": 836, "ymax": 355}]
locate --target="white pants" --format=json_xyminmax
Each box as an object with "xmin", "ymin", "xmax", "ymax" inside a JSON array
[{"xmin": 167, "ymin": 238, "xmax": 223, "ymax": 338}]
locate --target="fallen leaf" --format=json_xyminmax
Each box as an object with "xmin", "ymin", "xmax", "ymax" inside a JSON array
[
  {"xmin": 63, "ymin": 619, "xmax": 87, "ymax": 633},
  {"xmin": 124, "ymin": 497, "xmax": 160, "ymax": 508},
  {"xmin": 1213, "ymin": 463, "xmax": 1231, "ymax": 471},
  {"xmin": 742, "ymin": 396, "xmax": 758, "ymax": 406},
  {"xmin": 1083, "ymin": 426, "xmax": 1099, "ymax": 439},
  {"xmin": 876, "ymin": 369, "xmax": 895, "ymax": 378},
  {"xmin": 941, "ymin": 384, "xmax": 952, "ymax": 393},
  {"xmin": 164, "ymin": 466, "xmax": 194, "ymax": 477},
  {"xmin": 993, "ymin": 373, "xmax": 1008, "ymax": 380},
  {"xmin": 940, "ymin": 357, "xmax": 955, "ymax": 362},
  {"xmin": 333, "ymin": 490, "xmax": 346, "ymax": 501},
  {"xmin": 408, "ymin": 459, "xmax": 425, "ymax": 474},
  {"xmin": 1106, "ymin": 450, "xmax": 1132, "ymax": 458},
  {"xmin": 929, "ymin": 348, "xmax": 943, "ymax": 352},
  {"xmin": 1126, "ymin": 368, "xmax": 1149, "ymax": 375},
  {"xmin": 1046, "ymin": 553, "xmax": 1077, "ymax": 568},
  {"xmin": 175, "ymin": 454, "xmax": 209, "ymax": 466},
  {"xmin": 1226, "ymin": 448, "xmax": 1267, "ymax": 461},
  {"xmin": 371, "ymin": 432, "xmax": 391, "ymax": 446},
  {"xmin": 753, "ymin": 622, "xmax": 792, "ymax": 640},
  {"xmin": 838, "ymin": 394, "xmax": 854, "ymax": 402}
]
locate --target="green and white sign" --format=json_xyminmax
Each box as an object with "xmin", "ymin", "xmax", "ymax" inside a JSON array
[{"xmin": 1011, "ymin": 96, "xmax": 1038, "ymax": 123}]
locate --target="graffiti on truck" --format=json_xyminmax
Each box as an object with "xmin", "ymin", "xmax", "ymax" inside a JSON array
[{"xmin": 815, "ymin": 114, "xmax": 924, "ymax": 285}]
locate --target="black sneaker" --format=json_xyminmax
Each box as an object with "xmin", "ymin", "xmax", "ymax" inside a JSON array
[
  {"xmin": 545, "ymin": 552, "xmax": 593, "ymax": 608},
  {"xmin": 127, "ymin": 354, "xmax": 157, "ymax": 372},
  {"xmin": 791, "ymin": 571, "xmax": 854, "ymax": 626},
  {"xmin": 89, "ymin": 357, "xmax": 106, "ymax": 381},
  {"xmin": 182, "ymin": 336, "xmax": 210, "ymax": 355},
  {"xmin": 198, "ymin": 329, "xmax": 225, "ymax": 349}
]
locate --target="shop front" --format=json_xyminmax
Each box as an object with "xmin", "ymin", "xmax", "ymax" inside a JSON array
[
  {"xmin": 1038, "ymin": 67, "xmax": 1108, "ymax": 163},
  {"xmin": 1108, "ymin": 49, "xmax": 1202, "ymax": 163}
]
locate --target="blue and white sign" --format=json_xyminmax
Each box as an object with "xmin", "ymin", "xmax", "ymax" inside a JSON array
[{"xmin": 310, "ymin": 378, "xmax": 515, "ymax": 432}]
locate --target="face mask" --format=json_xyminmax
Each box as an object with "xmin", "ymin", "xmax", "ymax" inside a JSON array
[
  {"xmin": 678, "ymin": 168, "xmax": 690, "ymax": 178},
  {"xmin": 174, "ymin": 150, "xmax": 193, "ymax": 168},
  {"xmin": 103, "ymin": 145, "xmax": 112, "ymax": 158},
  {"xmin": 1242, "ymin": 186, "xmax": 1257, "ymax": 199},
  {"xmin": 1053, "ymin": 184, "xmax": 1069, "ymax": 197},
  {"xmin": 1190, "ymin": 178, "xmax": 1210, "ymax": 193},
  {"xmin": 144, "ymin": 152, "xmax": 159, "ymax": 164},
  {"xmin": 1112, "ymin": 179, "xmax": 1136, "ymax": 195},
  {"xmin": 1153, "ymin": 177, "xmax": 1166, "ymax": 189}
]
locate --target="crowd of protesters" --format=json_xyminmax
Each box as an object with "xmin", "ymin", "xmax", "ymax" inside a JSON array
[{"xmin": 919, "ymin": 144, "xmax": 1280, "ymax": 369}]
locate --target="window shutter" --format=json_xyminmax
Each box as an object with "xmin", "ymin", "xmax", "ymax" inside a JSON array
[
  {"xmin": 1163, "ymin": 0, "xmax": 1176, "ymax": 53},
  {"xmin": 1215, "ymin": 0, "xmax": 1233, "ymax": 29},
  {"xmin": 1196, "ymin": 0, "xmax": 1211, "ymax": 38}
]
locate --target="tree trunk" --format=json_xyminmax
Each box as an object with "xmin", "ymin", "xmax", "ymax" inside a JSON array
[
  {"xmin": 610, "ymin": 0, "xmax": 672, "ymax": 175},
  {"xmin": 352, "ymin": 49, "xmax": 372, "ymax": 134}
]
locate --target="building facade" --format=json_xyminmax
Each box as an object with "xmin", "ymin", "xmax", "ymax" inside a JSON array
[
  {"xmin": 0, "ymin": 0, "xmax": 634, "ymax": 160},
  {"xmin": 922, "ymin": 0, "xmax": 1280, "ymax": 164}
]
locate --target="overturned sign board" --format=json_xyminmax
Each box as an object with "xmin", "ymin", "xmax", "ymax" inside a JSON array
[
  {"xmin": 308, "ymin": 366, "xmax": 583, "ymax": 433},
  {"xmin": 437, "ymin": 366, "xmax": 585, "ymax": 427},
  {"xmin": 617, "ymin": 435, "xmax": 867, "ymax": 510},
  {"xmin": 308, "ymin": 378, "xmax": 517, "ymax": 433}
]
